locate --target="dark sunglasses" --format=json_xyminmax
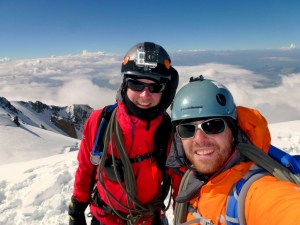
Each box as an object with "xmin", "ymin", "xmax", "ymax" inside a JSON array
[
  {"xmin": 176, "ymin": 118, "xmax": 227, "ymax": 139},
  {"xmin": 127, "ymin": 79, "xmax": 166, "ymax": 93}
]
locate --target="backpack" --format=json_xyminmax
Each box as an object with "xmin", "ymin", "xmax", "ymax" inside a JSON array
[
  {"xmin": 89, "ymin": 103, "xmax": 172, "ymax": 223},
  {"xmin": 174, "ymin": 143, "xmax": 300, "ymax": 225},
  {"xmin": 225, "ymin": 143, "xmax": 300, "ymax": 225}
]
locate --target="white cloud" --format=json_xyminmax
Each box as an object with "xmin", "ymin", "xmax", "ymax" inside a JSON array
[
  {"xmin": 54, "ymin": 78, "xmax": 116, "ymax": 108},
  {"xmin": 280, "ymin": 44, "xmax": 296, "ymax": 50},
  {"xmin": 225, "ymin": 73, "xmax": 300, "ymax": 123},
  {"xmin": 188, "ymin": 49, "xmax": 206, "ymax": 52},
  {"xmin": 0, "ymin": 52, "xmax": 122, "ymax": 108},
  {"xmin": 0, "ymin": 57, "xmax": 11, "ymax": 62},
  {"xmin": 1, "ymin": 51, "xmax": 300, "ymax": 123},
  {"xmin": 175, "ymin": 63, "xmax": 268, "ymax": 90},
  {"xmin": 175, "ymin": 63, "xmax": 300, "ymax": 123},
  {"xmin": 82, "ymin": 50, "xmax": 105, "ymax": 56}
]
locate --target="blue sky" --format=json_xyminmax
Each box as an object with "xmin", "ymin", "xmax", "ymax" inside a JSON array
[{"xmin": 0, "ymin": 0, "xmax": 299, "ymax": 60}]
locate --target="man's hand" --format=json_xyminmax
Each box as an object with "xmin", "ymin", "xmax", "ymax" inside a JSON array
[{"xmin": 68, "ymin": 196, "xmax": 89, "ymax": 225}]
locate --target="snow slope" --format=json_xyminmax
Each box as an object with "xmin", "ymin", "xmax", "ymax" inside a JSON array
[
  {"xmin": 0, "ymin": 108, "xmax": 300, "ymax": 224},
  {"xmin": 0, "ymin": 108, "xmax": 79, "ymax": 165}
]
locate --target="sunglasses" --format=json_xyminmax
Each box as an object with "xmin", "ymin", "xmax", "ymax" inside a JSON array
[
  {"xmin": 127, "ymin": 79, "xmax": 166, "ymax": 93},
  {"xmin": 176, "ymin": 118, "xmax": 227, "ymax": 139}
]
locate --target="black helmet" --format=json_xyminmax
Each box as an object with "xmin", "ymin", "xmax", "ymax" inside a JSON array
[
  {"xmin": 121, "ymin": 42, "xmax": 172, "ymax": 82},
  {"xmin": 117, "ymin": 42, "xmax": 179, "ymax": 123}
]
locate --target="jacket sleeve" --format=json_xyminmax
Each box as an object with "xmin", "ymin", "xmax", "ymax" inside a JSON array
[
  {"xmin": 73, "ymin": 109, "xmax": 103, "ymax": 202},
  {"xmin": 245, "ymin": 175, "xmax": 300, "ymax": 224}
]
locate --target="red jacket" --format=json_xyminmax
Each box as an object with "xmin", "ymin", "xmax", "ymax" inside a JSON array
[{"xmin": 73, "ymin": 100, "xmax": 169, "ymax": 224}]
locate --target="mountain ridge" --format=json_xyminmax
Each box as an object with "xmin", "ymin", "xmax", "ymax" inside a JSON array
[{"xmin": 0, "ymin": 97, "xmax": 93, "ymax": 139}]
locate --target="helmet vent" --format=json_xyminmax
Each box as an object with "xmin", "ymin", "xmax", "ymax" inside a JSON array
[{"xmin": 216, "ymin": 94, "xmax": 226, "ymax": 106}]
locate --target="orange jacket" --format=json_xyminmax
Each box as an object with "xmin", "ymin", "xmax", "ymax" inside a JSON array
[
  {"xmin": 185, "ymin": 106, "xmax": 300, "ymax": 224},
  {"xmin": 187, "ymin": 162, "xmax": 300, "ymax": 224}
]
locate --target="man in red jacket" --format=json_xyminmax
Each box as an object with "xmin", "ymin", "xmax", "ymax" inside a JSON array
[{"xmin": 68, "ymin": 42, "xmax": 179, "ymax": 225}]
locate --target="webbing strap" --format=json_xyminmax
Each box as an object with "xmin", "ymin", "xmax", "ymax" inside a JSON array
[
  {"xmin": 225, "ymin": 184, "xmax": 239, "ymax": 225},
  {"xmin": 174, "ymin": 169, "xmax": 193, "ymax": 225},
  {"xmin": 225, "ymin": 164, "xmax": 269, "ymax": 225},
  {"xmin": 178, "ymin": 205, "xmax": 214, "ymax": 225},
  {"xmin": 179, "ymin": 218, "xmax": 214, "ymax": 225},
  {"xmin": 237, "ymin": 143, "xmax": 300, "ymax": 185},
  {"xmin": 130, "ymin": 152, "xmax": 154, "ymax": 163},
  {"xmin": 91, "ymin": 104, "xmax": 117, "ymax": 158}
]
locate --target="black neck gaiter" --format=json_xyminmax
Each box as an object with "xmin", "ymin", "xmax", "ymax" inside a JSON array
[{"xmin": 123, "ymin": 93, "xmax": 160, "ymax": 121}]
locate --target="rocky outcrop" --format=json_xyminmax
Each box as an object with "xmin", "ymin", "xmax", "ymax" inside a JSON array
[
  {"xmin": 0, "ymin": 97, "xmax": 19, "ymax": 114},
  {"xmin": 50, "ymin": 115, "xmax": 78, "ymax": 139},
  {"xmin": 12, "ymin": 116, "xmax": 20, "ymax": 126},
  {"xmin": 20, "ymin": 101, "xmax": 61, "ymax": 114},
  {"xmin": 66, "ymin": 104, "xmax": 93, "ymax": 133}
]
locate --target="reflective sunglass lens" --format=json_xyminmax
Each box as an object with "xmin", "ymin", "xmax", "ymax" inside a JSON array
[
  {"xmin": 176, "ymin": 119, "xmax": 226, "ymax": 139},
  {"xmin": 127, "ymin": 80, "xmax": 144, "ymax": 91},
  {"xmin": 127, "ymin": 80, "xmax": 165, "ymax": 93},
  {"xmin": 202, "ymin": 119, "xmax": 225, "ymax": 134},
  {"xmin": 177, "ymin": 124, "xmax": 196, "ymax": 139},
  {"xmin": 149, "ymin": 83, "xmax": 165, "ymax": 93}
]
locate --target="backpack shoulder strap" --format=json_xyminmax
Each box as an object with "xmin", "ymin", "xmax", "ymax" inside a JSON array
[
  {"xmin": 154, "ymin": 112, "xmax": 172, "ymax": 170},
  {"xmin": 237, "ymin": 143, "xmax": 300, "ymax": 185},
  {"xmin": 89, "ymin": 103, "xmax": 117, "ymax": 194},
  {"xmin": 225, "ymin": 164, "xmax": 269, "ymax": 225},
  {"xmin": 174, "ymin": 168, "xmax": 193, "ymax": 225},
  {"xmin": 90, "ymin": 103, "xmax": 118, "ymax": 165},
  {"xmin": 178, "ymin": 204, "xmax": 214, "ymax": 225},
  {"xmin": 154, "ymin": 112, "xmax": 173, "ymax": 210}
]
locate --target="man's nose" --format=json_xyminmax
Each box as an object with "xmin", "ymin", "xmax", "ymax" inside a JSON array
[{"xmin": 193, "ymin": 128, "xmax": 208, "ymax": 142}]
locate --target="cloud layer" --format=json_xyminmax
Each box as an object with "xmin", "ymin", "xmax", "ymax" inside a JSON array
[{"xmin": 1, "ymin": 50, "xmax": 300, "ymax": 124}]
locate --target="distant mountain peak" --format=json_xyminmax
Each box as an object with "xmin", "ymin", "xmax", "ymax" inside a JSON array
[
  {"xmin": 0, "ymin": 97, "xmax": 19, "ymax": 115},
  {"xmin": 20, "ymin": 100, "xmax": 61, "ymax": 114},
  {"xmin": 1, "ymin": 98, "xmax": 94, "ymax": 139}
]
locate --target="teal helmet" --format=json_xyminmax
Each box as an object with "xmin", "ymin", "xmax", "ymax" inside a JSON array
[{"xmin": 171, "ymin": 75, "xmax": 237, "ymax": 125}]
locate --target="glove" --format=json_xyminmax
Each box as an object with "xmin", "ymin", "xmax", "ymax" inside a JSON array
[{"xmin": 68, "ymin": 195, "xmax": 89, "ymax": 225}]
